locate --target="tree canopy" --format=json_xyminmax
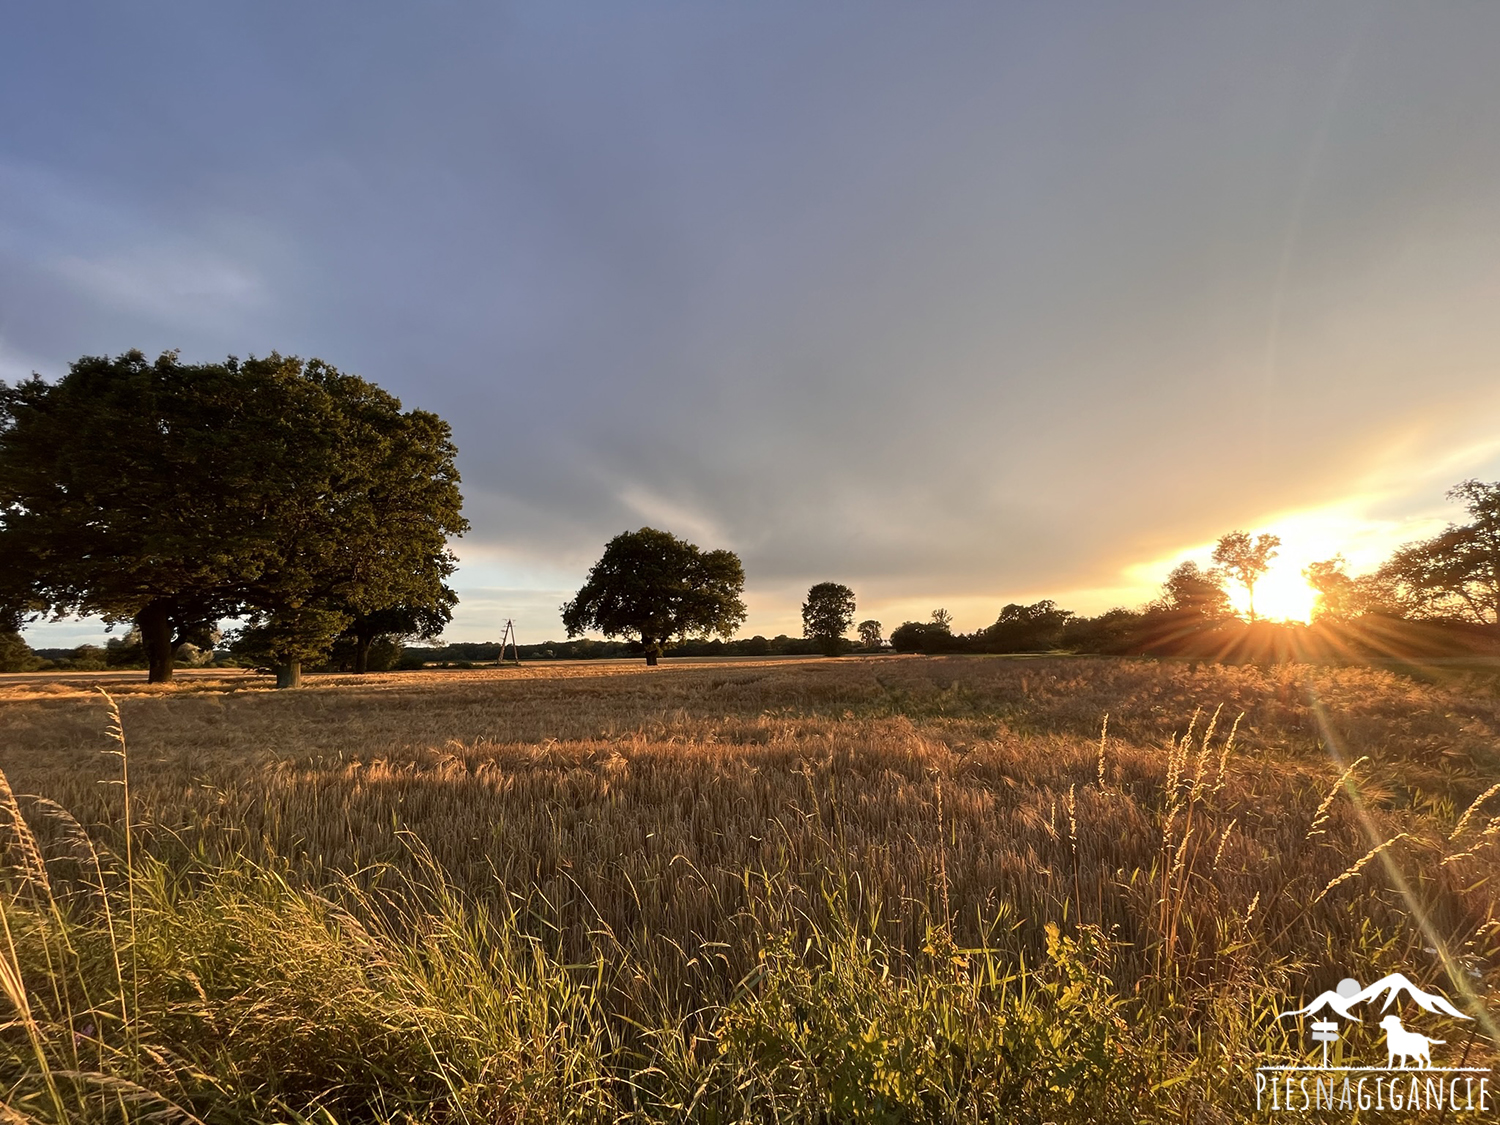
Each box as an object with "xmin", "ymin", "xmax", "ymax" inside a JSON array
[
  {"xmin": 561, "ymin": 528, "xmax": 746, "ymax": 664},
  {"xmin": 1211, "ymin": 531, "xmax": 1280, "ymax": 622},
  {"xmin": 0, "ymin": 350, "xmax": 466, "ymax": 684},
  {"xmin": 1371, "ymin": 480, "xmax": 1500, "ymax": 627},
  {"xmin": 801, "ymin": 582, "xmax": 856, "ymax": 655},
  {"xmin": 981, "ymin": 600, "xmax": 1073, "ymax": 652},
  {"xmin": 338, "ymin": 597, "xmax": 458, "ymax": 674},
  {"xmin": 225, "ymin": 358, "xmax": 467, "ymax": 684},
  {"xmin": 1154, "ymin": 561, "xmax": 1231, "ymax": 620},
  {"xmin": 1304, "ymin": 556, "xmax": 1360, "ymax": 622}
]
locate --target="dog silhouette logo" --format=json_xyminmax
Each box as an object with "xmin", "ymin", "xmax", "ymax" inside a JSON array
[
  {"xmin": 1379, "ymin": 1015, "xmax": 1443, "ymax": 1069},
  {"xmin": 1256, "ymin": 970, "xmax": 1493, "ymax": 1112}
]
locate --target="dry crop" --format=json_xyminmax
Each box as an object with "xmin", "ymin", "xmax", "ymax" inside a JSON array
[{"xmin": 0, "ymin": 655, "xmax": 1497, "ymax": 1122}]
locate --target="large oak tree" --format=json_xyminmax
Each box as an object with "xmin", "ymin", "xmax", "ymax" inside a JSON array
[
  {"xmin": 0, "ymin": 350, "xmax": 466, "ymax": 684},
  {"xmin": 561, "ymin": 528, "xmax": 746, "ymax": 665},
  {"xmin": 227, "ymin": 358, "xmax": 467, "ymax": 685}
]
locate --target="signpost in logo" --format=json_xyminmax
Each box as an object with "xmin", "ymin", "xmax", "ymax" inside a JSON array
[{"xmin": 1257, "ymin": 971, "xmax": 1492, "ymax": 1113}]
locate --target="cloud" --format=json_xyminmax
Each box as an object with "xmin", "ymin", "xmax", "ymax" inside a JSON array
[
  {"xmin": 0, "ymin": 158, "xmax": 286, "ymax": 358},
  {"xmin": 6, "ymin": 4, "xmax": 1500, "ymax": 645},
  {"xmin": 50, "ymin": 249, "xmax": 266, "ymax": 325}
]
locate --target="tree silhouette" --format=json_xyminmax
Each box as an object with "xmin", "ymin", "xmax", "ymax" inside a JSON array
[
  {"xmin": 982, "ymin": 600, "xmax": 1072, "ymax": 652},
  {"xmin": 1374, "ymin": 480, "xmax": 1500, "ymax": 627},
  {"xmin": 857, "ymin": 620, "xmax": 883, "ymax": 648},
  {"xmin": 802, "ymin": 582, "xmax": 856, "ymax": 656},
  {"xmin": 1212, "ymin": 531, "xmax": 1280, "ymax": 622},
  {"xmin": 1304, "ymin": 557, "xmax": 1359, "ymax": 622},
  {"xmin": 1155, "ymin": 561, "xmax": 1231, "ymax": 619}
]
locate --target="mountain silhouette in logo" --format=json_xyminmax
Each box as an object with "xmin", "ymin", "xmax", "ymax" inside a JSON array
[
  {"xmin": 1278, "ymin": 972, "xmax": 1472, "ymax": 1022},
  {"xmin": 1278, "ymin": 989, "xmax": 1362, "ymax": 1021},
  {"xmin": 1349, "ymin": 973, "xmax": 1471, "ymax": 1020}
]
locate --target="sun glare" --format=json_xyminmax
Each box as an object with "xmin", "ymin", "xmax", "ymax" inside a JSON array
[
  {"xmin": 1226, "ymin": 561, "xmax": 1317, "ymax": 624},
  {"xmin": 1125, "ymin": 502, "xmax": 1431, "ymax": 629}
]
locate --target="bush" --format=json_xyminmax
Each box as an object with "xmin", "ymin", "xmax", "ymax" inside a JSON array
[
  {"xmin": 0, "ymin": 630, "xmax": 42, "ymax": 672},
  {"xmin": 105, "ymin": 629, "xmax": 146, "ymax": 667},
  {"xmin": 890, "ymin": 621, "xmax": 961, "ymax": 653},
  {"xmin": 710, "ymin": 921, "xmax": 1145, "ymax": 1122}
]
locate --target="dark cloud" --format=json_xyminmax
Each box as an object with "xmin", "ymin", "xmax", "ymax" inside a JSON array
[{"xmin": 6, "ymin": 2, "xmax": 1500, "ymax": 643}]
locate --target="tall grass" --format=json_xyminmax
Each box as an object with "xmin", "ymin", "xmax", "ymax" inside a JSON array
[
  {"xmin": 1, "ymin": 657, "xmax": 1497, "ymax": 1121},
  {"xmin": 0, "ymin": 764, "xmax": 1154, "ymax": 1122}
]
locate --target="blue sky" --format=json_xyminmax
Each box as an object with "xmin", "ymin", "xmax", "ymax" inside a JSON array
[{"xmin": 7, "ymin": 3, "xmax": 1500, "ymax": 644}]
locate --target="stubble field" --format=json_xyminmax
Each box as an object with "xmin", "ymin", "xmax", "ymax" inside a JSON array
[{"xmin": 2, "ymin": 655, "xmax": 1498, "ymax": 1122}]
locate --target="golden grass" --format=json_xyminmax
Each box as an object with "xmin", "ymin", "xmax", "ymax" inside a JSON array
[
  {"xmin": 1, "ymin": 654, "xmax": 1497, "ymax": 1121},
  {"xmin": 3, "ymin": 656, "xmax": 1496, "ymax": 974}
]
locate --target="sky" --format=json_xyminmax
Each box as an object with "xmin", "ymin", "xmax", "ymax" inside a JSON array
[{"xmin": 5, "ymin": 2, "xmax": 1500, "ymax": 646}]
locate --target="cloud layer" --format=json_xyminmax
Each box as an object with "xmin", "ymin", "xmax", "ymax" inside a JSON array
[{"xmin": 6, "ymin": 3, "xmax": 1500, "ymax": 643}]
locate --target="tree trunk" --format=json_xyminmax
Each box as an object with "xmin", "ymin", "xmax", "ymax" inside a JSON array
[
  {"xmin": 354, "ymin": 633, "xmax": 373, "ymax": 674},
  {"xmin": 276, "ymin": 662, "xmax": 302, "ymax": 689},
  {"xmin": 643, "ymin": 636, "xmax": 660, "ymax": 666},
  {"xmin": 645, "ymin": 650, "xmax": 658, "ymax": 666},
  {"xmin": 137, "ymin": 602, "xmax": 175, "ymax": 683}
]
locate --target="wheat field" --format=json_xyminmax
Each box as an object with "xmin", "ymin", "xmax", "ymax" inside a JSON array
[{"xmin": 2, "ymin": 655, "xmax": 1498, "ymax": 1122}]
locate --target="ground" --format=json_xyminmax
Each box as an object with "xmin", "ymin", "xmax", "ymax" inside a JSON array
[{"xmin": 1, "ymin": 655, "xmax": 1497, "ymax": 1122}]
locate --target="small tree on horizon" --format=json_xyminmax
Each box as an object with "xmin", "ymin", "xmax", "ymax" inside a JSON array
[
  {"xmin": 857, "ymin": 619, "xmax": 883, "ymax": 649},
  {"xmin": 802, "ymin": 582, "xmax": 857, "ymax": 656}
]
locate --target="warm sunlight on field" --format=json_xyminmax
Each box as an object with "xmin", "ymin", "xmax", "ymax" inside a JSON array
[{"xmin": 2, "ymin": 656, "xmax": 1498, "ymax": 1122}]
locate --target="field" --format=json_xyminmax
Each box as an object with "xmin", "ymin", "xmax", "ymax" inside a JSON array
[{"xmin": 2, "ymin": 655, "xmax": 1498, "ymax": 1122}]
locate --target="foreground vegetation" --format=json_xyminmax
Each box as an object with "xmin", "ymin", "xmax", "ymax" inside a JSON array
[{"xmin": 1, "ymin": 656, "xmax": 1498, "ymax": 1121}]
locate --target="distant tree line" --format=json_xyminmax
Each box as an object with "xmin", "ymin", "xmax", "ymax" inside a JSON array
[
  {"xmin": 507, "ymin": 478, "xmax": 1500, "ymax": 667},
  {"xmin": 882, "ymin": 481, "xmax": 1500, "ymax": 662},
  {"xmin": 402, "ymin": 632, "xmax": 865, "ymax": 667},
  {"xmin": 4, "ymin": 371, "xmax": 1498, "ymax": 678},
  {"xmin": 13, "ymin": 628, "xmax": 223, "ymax": 673}
]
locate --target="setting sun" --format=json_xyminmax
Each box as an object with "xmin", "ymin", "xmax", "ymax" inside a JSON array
[{"xmin": 1226, "ymin": 560, "xmax": 1317, "ymax": 624}]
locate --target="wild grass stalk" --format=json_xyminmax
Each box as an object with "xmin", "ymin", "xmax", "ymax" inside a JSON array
[
  {"xmin": 1452, "ymin": 781, "xmax": 1500, "ymax": 841},
  {"xmin": 1313, "ymin": 832, "xmax": 1413, "ymax": 904},
  {"xmin": 1307, "ymin": 754, "xmax": 1368, "ymax": 840}
]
